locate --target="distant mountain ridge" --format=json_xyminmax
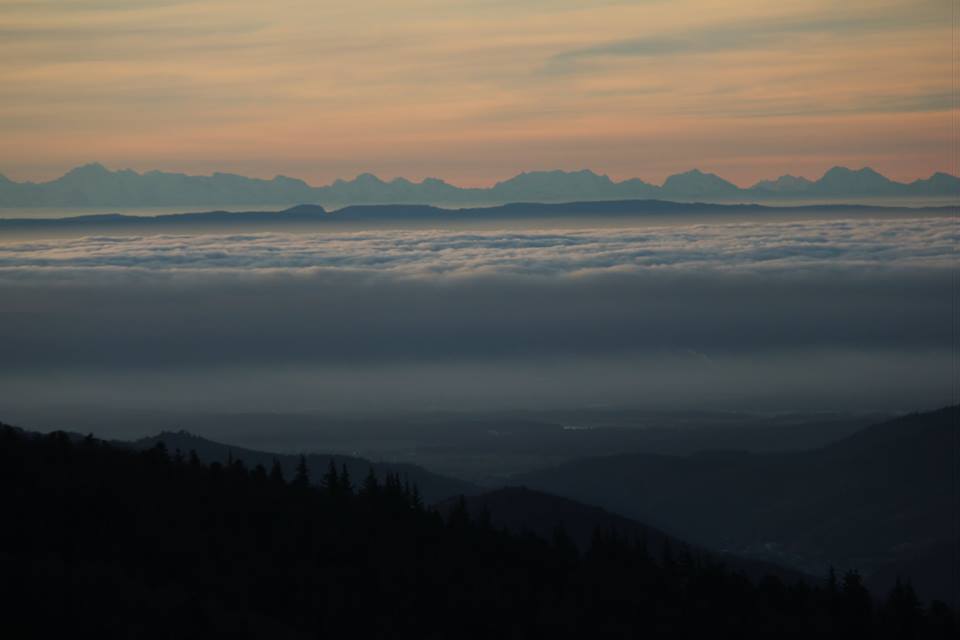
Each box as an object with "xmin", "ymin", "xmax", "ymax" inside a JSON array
[
  {"xmin": 0, "ymin": 162, "xmax": 955, "ymax": 207},
  {"xmin": 1, "ymin": 199, "xmax": 951, "ymax": 238}
]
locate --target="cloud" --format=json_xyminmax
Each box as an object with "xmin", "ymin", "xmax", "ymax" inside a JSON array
[
  {"xmin": 0, "ymin": 218, "xmax": 952, "ymax": 369},
  {"xmin": 545, "ymin": 7, "xmax": 943, "ymax": 73},
  {"xmin": 0, "ymin": 217, "xmax": 951, "ymax": 412},
  {"xmin": 0, "ymin": 218, "xmax": 955, "ymax": 274}
]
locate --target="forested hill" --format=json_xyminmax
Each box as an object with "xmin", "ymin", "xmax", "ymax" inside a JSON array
[
  {"xmin": 513, "ymin": 406, "xmax": 960, "ymax": 604},
  {"xmin": 436, "ymin": 487, "xmax": 810, "ymax": 584},
  {"xmin": 1, "ymin": 423, "xmax": 956, "ymax": 638},
  {"xmin": 132, "ymin": 430, "xmax": 476, "ymax": 504}
]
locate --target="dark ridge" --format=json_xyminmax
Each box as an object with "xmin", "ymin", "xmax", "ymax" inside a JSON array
[
  {"xmin": 0, "ymin": 198, "xmax": 951, "ymax": 233},
  {"xmin": 0, "ymin": 204, "xmax": 328, "ymax": 227},
  {"xmin": 514, "ymin": 406, "xmax": 960, "ymax": 604},
  {"xmin": 436, "ymin": 486, "xmax": 811, "ymax": 584},
  {"xmin": 130, "ymin": 429, "xmax": 477, "ymax": 505}
]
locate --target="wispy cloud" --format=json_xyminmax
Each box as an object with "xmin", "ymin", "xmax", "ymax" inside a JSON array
[{"xmin": 545, "ymin": 9, "xmax": 942, "ymax": 74}]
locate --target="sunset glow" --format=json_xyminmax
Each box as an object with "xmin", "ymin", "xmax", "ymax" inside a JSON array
[{"xmin": 1, "ymin": 0, "xmax": 954, "ymax": 185}]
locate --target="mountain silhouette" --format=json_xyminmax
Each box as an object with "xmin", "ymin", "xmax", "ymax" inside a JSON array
[
  {"xmin": 751, "ymin": 174, "xmax": 815, "ymax": 193},
  {"xmin": 513, "ymin": 406, "xmax": 959, "ymax": 604},
  {"xmin": 488, "ymin": 169, "xmax": 634, "ymax": 201},
  {"xmin": 1, "ymin": 163, "xmax": 955, "ymax": 208},
  {"xmin": 813, "ymin": 166, "xmax": 899, "ymax": 195},
  {"xmin": 661, "ymin": 168, "xmax": 741, "ymax": 198}
]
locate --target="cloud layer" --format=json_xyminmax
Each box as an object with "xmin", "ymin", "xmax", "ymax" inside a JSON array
[
  {"xmin": 0, "ymin": 218, "xmax": 952, "ymax": 411},
  {"xmin": 0, "ymin": 217, "xmax": 955, "ymax": 274}
]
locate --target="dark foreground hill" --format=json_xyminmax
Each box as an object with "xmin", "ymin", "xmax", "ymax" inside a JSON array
[
  {"xmin": 514, "ymin": 406, "xmax": 960, "ymax": 604},
  {"xmin": 131, "ymin": 430, "xmax": 476, "ymax": 505},
  {"xmin": 2, "ymin": 423, "xmax": 955, "ymax": 638}
]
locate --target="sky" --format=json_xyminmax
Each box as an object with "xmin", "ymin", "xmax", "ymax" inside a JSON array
[{"xmin": 0, "ymin": 0, "xmax": 955, "ymax": 186}]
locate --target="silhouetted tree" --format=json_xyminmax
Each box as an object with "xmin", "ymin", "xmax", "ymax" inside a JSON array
[
  {"xmin": 447, "ymin": 495, "xmax": 470, "ymax": 529},
  {"xmin": 292, "ymin": 454, "xmax": 310, "ymax": 488},
  {"xmin": 476, "ymin": 504, "xmax": 492, "ymax": 531},
  {"xmin": 837, "ymin": 570, "xmax": 873, "ymax": 635},
  {"xmin": 360, "ymin": 466, "xmax": 379, "ymax": 498},
  {"xmin": 410, "ymin": 484, "xmax": 423, "ymax": 511},
  {"xmin": 322, "ymin": 460, "xmax": 339, "ymax": 494},
  {"xmin": 339, "ymin": 464, "xmax": 352, "ymax": 495},
  {"xmin": 880, "ymin": 579, "xmax": 923, "ymax": 639},
  {"xmin": 269, "ymin": 458, "xmax": 285, "ymax": 485},
  {"xmin": 552, "ymin": 524, "xmax": 578, "ymax": 563},
  {"xmin": 827, "ymin": 566, "xmax": 839, "ymax": 595}
]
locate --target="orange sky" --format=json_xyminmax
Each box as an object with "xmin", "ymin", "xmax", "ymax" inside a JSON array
[{"xmin": 0, "ymin": 0, "xmax": 955, "ymax": 187}]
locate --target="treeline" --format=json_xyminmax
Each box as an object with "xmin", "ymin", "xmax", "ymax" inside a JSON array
[{"xmin": 0, "ymin": 425, "xmax": 955, "ymax": 639}]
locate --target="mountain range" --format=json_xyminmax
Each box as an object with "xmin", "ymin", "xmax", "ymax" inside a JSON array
[{"xmin": 0, "ymin": 163, "xmax": 956, "ymax": 208}]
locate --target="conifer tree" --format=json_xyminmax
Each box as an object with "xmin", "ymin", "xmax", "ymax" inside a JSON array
[
  {"xmin": 552, "ymin": 524, "xmax": 578, "ymax": 562},
  {"xmin": 360, "ymin": 466, "xmax": 379, "ymax": 498},
  {"xmin": 269, "ymin": 458, "xmax": 285, "ymax": 485},
  {"xmin": 340, "ymin": 464, "xmax": 352, "ymax": 495},
  {"xmin": 292, "ymin": 454, "xmax": 310, "ymax": 489},
  {"xmin": 880, "ymin": 578, "xmax": 922, "ymax": 639},
  {"xmin": 322, "ymin": 460, "xmax": 339, "ymax": 494},
  {"xmin": 410, "ymin": 484, "xmax": 423, "ymax": 511},
  {"xmin": 827, "ymin": 566, "xmax": 838, "ymax": 594},
  {"xmin": 476, "ymin": 504, "xmax": 492, "ymax": 531},
  {"xmin": 838, "ymin": 570, "xmax": 873, "ymax": 635},
  {"xmin": 447, "ymin": 495, "xmax": 470, "ymax": 529}
]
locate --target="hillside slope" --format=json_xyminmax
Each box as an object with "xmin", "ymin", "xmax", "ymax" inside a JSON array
[
  {"xmin": 514, "ymin": 406, "xmax": 959, "ymax": 603},
  {"xmin": 131, "ymin": 430, "xmax": 477, "ymax": 504}
]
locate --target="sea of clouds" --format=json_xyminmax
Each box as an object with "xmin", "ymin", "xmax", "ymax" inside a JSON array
[
  {"xmin": 0, "ymin": 218, "xmax": 953, "ymax": 412},
  {"xmin": 0, "ymin": 218, "xmax": 955, "ymax": 274}
]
